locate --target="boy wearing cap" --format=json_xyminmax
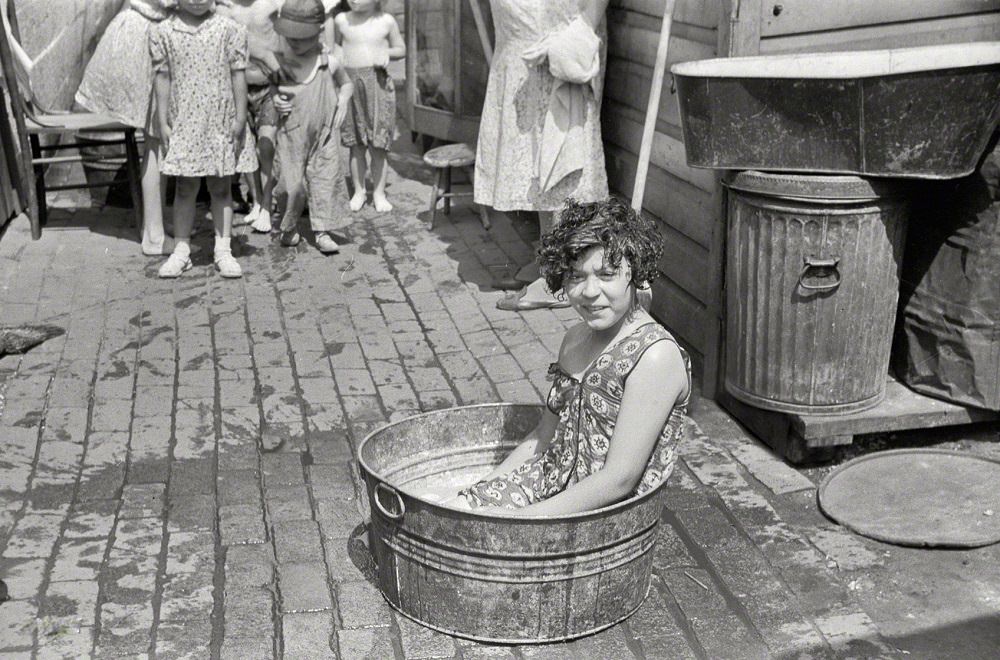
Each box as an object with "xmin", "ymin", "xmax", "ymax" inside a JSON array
[{"xmin": 269, "ymin": 0, "xmax": 354, "ymax": 254}]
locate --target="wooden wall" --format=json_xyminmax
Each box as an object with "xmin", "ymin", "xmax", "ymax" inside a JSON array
[
  {"xmin": 758, "ymin": 0, "xmax": 1000, "ymax": 55},
  {"xmin": 603, "ymin": 0, "xmax": 725, "ymax": 380}
]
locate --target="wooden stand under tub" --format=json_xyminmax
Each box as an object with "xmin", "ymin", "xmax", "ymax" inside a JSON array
[{"xmin": 719, "ymin": 378, "xmax": 1000, "ymax": 464}]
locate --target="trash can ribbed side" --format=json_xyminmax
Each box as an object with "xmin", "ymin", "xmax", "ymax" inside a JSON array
[{"xmin": 724, "ymin": 172, "xmax": 908, "ymax": 415}]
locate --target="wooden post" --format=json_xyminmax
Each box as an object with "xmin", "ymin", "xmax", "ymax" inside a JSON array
[{"xmin": 630, "ymin": 0, "xmax": 676, "ymax": 213}]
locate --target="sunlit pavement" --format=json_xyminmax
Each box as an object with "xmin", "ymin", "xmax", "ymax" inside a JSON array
[{"xmin": 1, "ymin": 139, "xmax": 999, "ymax": 658}]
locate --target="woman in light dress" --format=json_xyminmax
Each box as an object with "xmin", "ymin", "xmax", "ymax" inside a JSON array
[
  {"xmin": 475, "ymin": 0, "xmax": 611, "ymax": 310},
  {"xmin": 76, "ymin": 0, "xmax": 177, "ymax": 256}
]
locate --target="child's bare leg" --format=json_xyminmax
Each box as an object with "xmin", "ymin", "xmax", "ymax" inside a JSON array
[
  {"xmin": 171, "ymin": 176, "xmax": 198, "ymax": 245},
  {"xmin": 242, "ymin": 170, "xmax": 262, "ymax": 220},
  {"xmin": 140, "ymin": 137, "xmax": 174, "ymax": 255},
  {"xmin": 370, "ymin": 147, "xmax": 392, "ymax": 212},
  {"xmin": 158, "ymin": 175, "xmax": 197, "ymax": 278},
  {"xmin": 206, "ymin": 175, "xmax": 241, "ymax": 278},
  {"xmin": 348, "ymin": 145, "xmax": 367, "ymax": 211},
  {"xmin": 251, "ymin": 127, "xmax": 276, "ymax": 232}
]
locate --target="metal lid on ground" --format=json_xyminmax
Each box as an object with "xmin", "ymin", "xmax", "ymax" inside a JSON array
[{"xmin": 818, "ymin": 448, "xmax": 1000, "ymax": 548}]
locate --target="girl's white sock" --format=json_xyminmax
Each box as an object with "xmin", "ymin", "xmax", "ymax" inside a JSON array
[
  {"xmin": 175, "ymin": 240, "xmax": 192, "ymax": 258},
  {"xmin": 215, "ymin": 236, "xmax": 231, "ymax": 253}
]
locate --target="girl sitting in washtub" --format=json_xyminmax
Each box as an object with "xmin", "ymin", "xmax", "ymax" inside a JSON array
[{"xmin": 451, "ymin": 197, "xmax": 691, "ymax": 514}]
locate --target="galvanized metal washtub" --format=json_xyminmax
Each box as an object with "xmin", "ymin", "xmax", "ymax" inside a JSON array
[
  {"xmin": 357, "ymin": 403, "xmax": 672, "ymax": 643},
  {"xmin": 671, "ymin": 42, "xmax": 1000, "ymax": 178}
]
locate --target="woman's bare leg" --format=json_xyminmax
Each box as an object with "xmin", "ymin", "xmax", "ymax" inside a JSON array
[{"xmin": 140, "ymin": 137, "xmax": 174, "ymax": 255}]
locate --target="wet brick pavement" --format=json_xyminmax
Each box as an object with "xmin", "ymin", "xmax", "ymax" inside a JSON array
[{"xmin": 1, "ymin": 148, "xmax": 999, "ymax": 659}]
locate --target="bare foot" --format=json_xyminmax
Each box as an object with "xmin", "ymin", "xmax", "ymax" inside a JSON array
[
  {"xmin": 372, "ymin": 194, "xmax": 393, "ymax": 213},
  {"xmin": 349, "ymin": 191, "xmax": 366, "ymax": 212}
]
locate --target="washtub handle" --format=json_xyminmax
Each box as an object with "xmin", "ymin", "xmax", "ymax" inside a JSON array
[{"xmin": 373, "ymin": 481, "xmax": 406, "ymax": 521}]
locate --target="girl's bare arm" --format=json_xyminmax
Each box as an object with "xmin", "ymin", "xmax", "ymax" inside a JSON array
[
  {"xmin": 476, "ymin": 410, "xmax": 560, "ymax": 483},
  {"xmin": 505, "ymin": 340, "xmax": 688, "ymax": 516},
  {"xmin": 233, "ymin": 69, "xmax": 248, "ymax": 120},
  {"xmin": 385, "ymin": 14, "xmax": 405, "ymax": 60},
  {"xmin": 153, "ymin": 70, "xmax": 172, "ymax": 145}
]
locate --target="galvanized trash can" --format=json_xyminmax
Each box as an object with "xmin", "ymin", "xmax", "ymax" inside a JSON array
[{"xmin": 724, "ymin": 171, "xmax": 909, "ymax": 415}]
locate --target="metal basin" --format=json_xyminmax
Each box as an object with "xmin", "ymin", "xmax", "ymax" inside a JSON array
[
  {"xmin": 671, "ymin": 42, "xmax": 1000, "ymax": 178},
  {"xmin": 357, "ymin": 403, "xmax": 671, "ymax": 643}
]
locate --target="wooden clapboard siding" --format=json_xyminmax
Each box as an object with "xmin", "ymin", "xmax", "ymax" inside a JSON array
[
  {"xmin": 603, "ymin": 142, "xmax": 715, "ymax": 249},
  {"xmin": 758, "ymin": 0, "xmax": 1000, "ymax": 54},
  {"xmin": 602, "ymin": 98, "xmax": 715, "ymax": 192},
  {"xmin": 604, "ymin": 0, "xmax": 723, "ymax": 373},
  {"xmin": 648, "ymin": 272, "xmax": 708, "ymax": 375},
  {"xmin": 618, "ymin": 0, "xmax": 720, "ymax": 28},
  {"xmin": 761, "ymin": 12, "xmax": 1000, "ymax": 54},
  {"xmin": 759, "ymin": 0, "xmax": 1000, "ymax": 37}
]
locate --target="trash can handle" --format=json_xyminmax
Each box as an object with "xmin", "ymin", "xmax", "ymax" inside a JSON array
[
  {"xmin": 799, "ymin": 256, "xmax": 841, "ymax": 291},
  {"xmin": 373, "ymin": 481, "xmax": 405, "ymax": 521}
]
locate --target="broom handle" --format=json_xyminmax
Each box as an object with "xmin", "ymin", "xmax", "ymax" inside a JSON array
[{"xmin": 631, "ymin": 0, "xmax": 676, "ymax": 212}]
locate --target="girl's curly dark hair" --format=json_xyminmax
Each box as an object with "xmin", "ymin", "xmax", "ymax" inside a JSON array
[{"xmin": 539, "ymin": 197, "xmax": 663, "ymax": 294}]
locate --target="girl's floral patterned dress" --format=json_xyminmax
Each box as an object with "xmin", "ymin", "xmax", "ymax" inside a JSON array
[
  {"xmin": 149, "ymin": 13, "xmax": 257, "ymax": 177},
  {"xmin": 462, "ymin": 322, "xmax": 691, "ymax": 509}
]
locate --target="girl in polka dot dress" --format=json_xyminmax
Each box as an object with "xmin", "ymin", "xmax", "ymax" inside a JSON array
[
  {"xmin": 455, "ymin": 197, "xmax": 691, "ymax": 515},
  {"xmin": 151, "ymin": 0, "xmax": 258, "ymax": 279}
]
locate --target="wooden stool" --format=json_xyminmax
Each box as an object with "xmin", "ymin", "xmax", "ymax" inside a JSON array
[{"xmin": 422, "ymin": 143, "xmax": 491, "ymax": 230}]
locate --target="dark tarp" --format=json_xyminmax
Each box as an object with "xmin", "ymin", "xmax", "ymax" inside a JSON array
[{"xmin": 893, "ymin": 134, "xmax": 1000, "ymax": 410}]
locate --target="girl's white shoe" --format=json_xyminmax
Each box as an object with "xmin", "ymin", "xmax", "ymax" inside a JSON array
[
  {"xmin": 158, "ymin": 252, "xmax": 192, "ymax": 278},
  {"xmin": 214, "ymin": 251, "xmax": 243, "ymax": 278}
]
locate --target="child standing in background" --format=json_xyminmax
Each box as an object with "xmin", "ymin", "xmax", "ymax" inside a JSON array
[
  {"xmin": 151, "ymin": 0, "xmax": 257, "ymax": 279},
  {"xmin": 219, "ymin": 0, "xmax": 283, "ymax": 234},
  {"xmin": 334, "ymin": 0, "xmax": 405, "ymax": 212},
  {"xmin": 270, "ymin": 0, "xmax": 354, "ymax": 254},
  {"xmin": 75, "ymin": 0, "xmax": 176, "ymax": 256}
]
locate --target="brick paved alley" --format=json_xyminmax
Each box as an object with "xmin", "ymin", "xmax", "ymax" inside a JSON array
[{"xmin": 1, "ymin": 146, "xmax": 999, "ymax": 659}]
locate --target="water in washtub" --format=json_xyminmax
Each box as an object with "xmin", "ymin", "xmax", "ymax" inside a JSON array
[{"xmin": 403, "ymin": 465, "xmax": 489, "ymax": 507}]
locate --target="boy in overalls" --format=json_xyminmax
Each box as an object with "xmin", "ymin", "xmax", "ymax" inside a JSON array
[{"xmin": 270, "ymin": 0, "xmax": 354, "ymax": 253}]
